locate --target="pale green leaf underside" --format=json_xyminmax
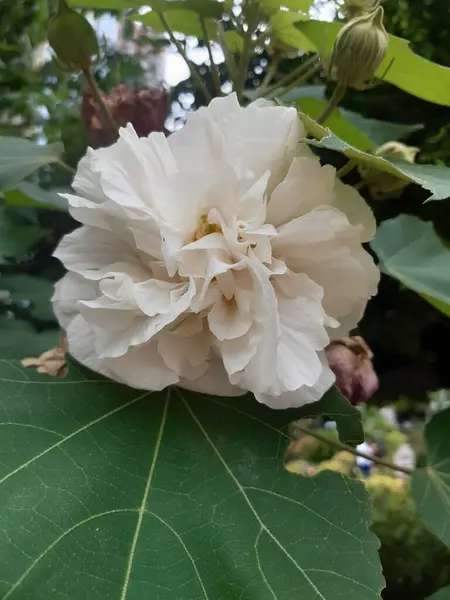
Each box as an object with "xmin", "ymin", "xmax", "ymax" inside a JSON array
[
  {"xmin": 0, "ymin": 138, "xmax": 63, "ymax": 190},
  {"xmin": 372, "ymin": 215, "xmax": 450, "ymax": 315},
  {"xmin": 0, "ymin": 361, "xmax": 383, "ymax": 599},
  {"xmin": 412, "ymin": 407, "xmax": 450, "ymax": 550},
  {"xmin": 296, "ymin": 20, "xmax": 450, "ymax": 107},
  {"xmin": 302, "ymin": 116, "xmax": 450, "ymax": 201},
  {"xmin": 3, "ymin": 182, "xmax": 68, "ymax": 211}
]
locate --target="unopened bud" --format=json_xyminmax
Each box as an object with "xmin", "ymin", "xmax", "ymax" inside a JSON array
[
  {"xmin": 48, "ymin": 0, "xmax": 99, "ymax": 72},
  {"xmin": 359, "ymin": 141, "xmax": 420, "ymax": 199},
  {"xmin": 341, "ymin": 0, "xmax": 380, "ymax": 20},
  {"xmin": 326, "ymin": 336, "xmax": 378, "ymax": 405},
  {"xmin": 328, "ymin": 6, "xmax": 389, "ymax": 90}
]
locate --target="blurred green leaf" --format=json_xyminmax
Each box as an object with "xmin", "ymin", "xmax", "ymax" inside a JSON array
[
  {"xmin": 296, "ymin": 20, "xmax": 450, "ymax": 106},
  {"xmin": 302, "ymin": 115, "xmax": 450, "ymax": 201},
  {"xmin": 133, "ymin": 10, "xmax": 216, "ymax": 38},
  {"xmin": 0, "ymin": 361, "xmax": 384, "ymax": 599},
  {"xmin": 427, "ymin": 588, "xmax": 450, "ymax": 600},
  {"xmin": 0, "ymin": 207, "xmax": 45, "ymax": 265},
  {"xmin": 75, "ymin": 0, "xmax": 224, "ymax": 13},
  {"xmin": 412, "ymin": 407, "xmax": 450, "ymax": 549},
  {"xmin": 0, "ymin": 138, "xmax": 63, "ymax": 190},
  {"xmin": 0, "ymin": 275, "xmax": 56, "ymax": 322},
  {"xmin": 372, "ymin": 215, "xmax": 450, "ymax": 316},
  {"xmin": 4, "ymin": 182, "xmax": 68, "ymax": 211},
  {"xmin": 261, "ymin": 0, "xmax": 313, "ymax": 12},
  {"xmin": 294, "ymin": 385, "xmax": 364, "ymax": 446},
  {"xmin": 0, "ymin": 318, "xmax": 58, "ymax": 359},
  {"xmin": 269, "ymin": 11, "xmax": 316, "ymax": 51},
  {"xmin": 223, "ymin": 30, "xmax": 244, "ymax": 53}
]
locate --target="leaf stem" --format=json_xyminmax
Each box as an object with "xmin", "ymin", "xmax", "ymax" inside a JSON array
[
  {"xmin": 258, "ymin": 54, "xmax": 281, "ymax": 95},
  {"xmin": 316, "ymin": 83, "xmax": 346, "ymax": 125},
  {"xmin": 217, "ymin": 22, "xmax": 237, "ymax": 82},
  {"xmin": 234, "ymin": 22, "xmax": 254, "ymax": 102},
  {"xmin": 262, "ymin": 53, "xmax": 320, "ymax": 98},
  {"xmin": 336, "ymin": 159, "xmax": 357, "ymax": 179},
  {"xmin": 82, "ymin": 68, "xmax": 119, "ymax": 142},
  {"xmin": 294, "ymin": 424, "xmax": 413, "ymax": 475},
  {"xmin": 56, "ymin": 160, "xmax": 76, "ymax": 176},
  {"xmin": 158, "ymin": 12, "xmax": 212, "ymax": 103},
  {"xmin": 200, "ymin": 16, "xmax": 222, "ymax": 97}
]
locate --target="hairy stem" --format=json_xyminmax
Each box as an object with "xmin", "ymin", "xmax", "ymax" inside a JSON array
[
  {"xmin": 294, "ymin": 424, "xmax": 413, "ymax": 475},
  {"xmin": 316, "ymin": 83, "xmax": 346, "ymax": 125},
  {"xmin": 56, "ymin": 160, "xmax": 76, "ymax": 176},
  {"xmin": 82, "ymin": 68, "xmax": 118, "ymax": 141},
  {"xmin": 262, "ymin": 53, "xmax": 320, "ymax": 98},
  {"xmin": 217, "ymin": 22, "xmax": 237, "ymax": 82},
  {"xmin": 258, "ymin": 55, "xmax": 281, "ymax": 95},
  {"xmin": 200, "ymin": 16, "xmax": 222, "ymax": 97},
  {"xmin": 336, "ymin": 159, "xmax": 357, "ymax": 179},
  {"xmin": 158, "ymin": 12, "xmax": 212, "ymax": 103}
]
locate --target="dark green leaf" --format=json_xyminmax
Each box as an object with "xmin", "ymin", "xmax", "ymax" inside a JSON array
[
  {"xmin": 0, "ymin": 138, "xmax": 63, "ymax": 190},
  {"xmin": 427, "ymin": 588, "xmax": 450, "ymax": 600},
  {"xmin": 293, "ymin": 385, "xmax": 364, "ymax": 446},
  {"xmin": 0, "ymin": 318, "xmax": 58, "ymax": 359},
  {"xmin": 0, "ymin": 361, "xmax": 384, "ymax": 599},
  {"xmin": 0, "ymin": 275, "xmax": 56, "ymax": 322},
  {"xmin": 302, "ymin": 115, "xmax": 450, "ymax": 201},
  {"xmin": 412, "ymin": 408, "xmax": 450, "ymax": 549},
  {"xmin": 296, "ymin": 20, "xmax": 450, "ymax": 106},
  {"xmin": 0, "ymin": 207, "xmax": 45, "ymax": 265},
  {"xmin": 4, "ymin": 182, "xmax": 68, "ymax": 211},
  {"xmin": 372, "ymin": 215, "xmax": 450, "ymax": 316}
]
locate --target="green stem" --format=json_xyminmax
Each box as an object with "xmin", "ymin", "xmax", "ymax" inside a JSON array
[
  {"xmin": 294, "ymin": 424, "xmax": 413, "ymax": 476},
  {"xmin": 271, "ymin": 61, "xmax": 322, "ymax": 100},
  {"xmin": 235, "ymin": 27, "xmax": 253, "ymax": 101},
  {"xmin": 82, "ymin": 68, "xmax": 118, "ymax": 142},
  {"xmin": 158, "ymin": 12, "xmax": 212, "ymax": 103},
  {"xmin": 353, "ymin": 180, "xmax": 366, "ymax": 191},
  {"xmin": 258, "ymin": 54, "xmax": 281, "ymax": 95},
  {"xmin": 336, "ymin": 159, "xmax": 357, "ymax": 179},
  {"xmin": 262, "ymin": 54, "xmax": 319, "ymax": 98},
  {"xmin": 200, "ymin": 16, "xmax": 222, "ymax": 97},
  {"xmin": 217, "ymin": 22, "xmax": 237, "ymax": 82},
  {"xmin": 316, "ymin": 83, "xmax": 346, "ymax": 125},
  {"xmin": 56, "ymin": 160, "xmax": 76, "ymax": 176}
]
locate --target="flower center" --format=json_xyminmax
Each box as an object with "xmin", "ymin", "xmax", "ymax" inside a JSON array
[{"xmin": 193, "ymin": 214, "xmax": 222, "ymax": 241}]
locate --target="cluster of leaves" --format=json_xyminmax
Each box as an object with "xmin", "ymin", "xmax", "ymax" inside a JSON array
[{"xmin": 1, "ymin": 0, "xmax": 450, "ymax": 599}]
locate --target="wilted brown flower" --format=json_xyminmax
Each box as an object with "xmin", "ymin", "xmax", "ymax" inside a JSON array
[
  {"xmin": 82, "ymin": 84, "xmax": 168, "ymax": 149},
  {"xmin": 21, "ymin": 332, "xmax": 68, "ymax": 378},
  {"xmin": 326, "ymin": 336, "xmax": 379, "ymax": 404}
]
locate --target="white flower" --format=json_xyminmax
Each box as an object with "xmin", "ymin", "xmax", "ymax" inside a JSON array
[{"xmin": 53, "ymin": 94, "xmax": 379, "ymax": 409}]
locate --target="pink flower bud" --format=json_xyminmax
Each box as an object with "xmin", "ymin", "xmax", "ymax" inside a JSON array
[
  {"xmin": 326, "ymin": 336, "xmax": 379, "ymax": 404},
  {"xmin": 81, "ymin": 84, "xmax": 168, "ymax": 149}
]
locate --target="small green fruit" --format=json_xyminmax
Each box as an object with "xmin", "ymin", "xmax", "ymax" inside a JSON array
[{"xmin": 48, "ymin": 0, "xmax": 99, "ymax": 72}]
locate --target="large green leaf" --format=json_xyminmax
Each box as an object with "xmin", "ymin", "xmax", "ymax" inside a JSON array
[
  {"xmin": 261, "ymin": 0, "xmax": 313, "ymax": 13},
  {"xmin": 0, "ymin": 138, "xmax": 63, "ymax": 190},
  {"xmin": 3, "ymin": 182, "xmax": 68, "ymax": 211},
  {"xmin": 0, "ymin": 361, "xmax": 384, "ymax": 599},
  {"xmin": 371, "ymin": 215, "xmax": 450, "ymax": 316},
  {"xmin": 269, "ymin": 11, "xmax": 316, "ymax": 51},
  {"xmin": 280, "ymin": 85, "xmax": 422, "ymax": 149},
  {"xmin": 294, "ymin": 385, "xmax": 364, "ymax": 446},
  {"xmin": 0, "ymin": 275, "xmax": 56, "ymax": 322},
  {"xmin": 296, "ymin": 20, "xmax": 450, "ymax": 106},
  {"xmin": 428, "ymin": 588, "xmax": 450, "ymax": 600},
  {"xmin": 412, "ymin": 407, "xmax": 450, "ymax": 550},
  {"xmin": 302, "ymin": 115, "xmax": 450, "ymax": 201},
  {"xmin": 0, "ymin": 318, "xmax": 58, "ymax": 359}
]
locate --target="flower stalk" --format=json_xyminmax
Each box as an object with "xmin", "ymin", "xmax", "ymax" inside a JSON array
[
  {"xmin": 82, "ymin": 68, "xmax": 119, "ymax": 142},
  {"xmin": 200, "ymin": 16, "xmax": 222, "ymax": 97},
  {"xmin": 316, "ymin": 84, "xmax": 346, "ymax": 125}
]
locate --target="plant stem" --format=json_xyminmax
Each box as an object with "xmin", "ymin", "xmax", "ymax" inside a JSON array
[
  {"xmin": 56, "ymin": 160, "xmax": 76, "ymax": 176},
  {"xmin": 353, "ymin": 180, "xmax": 366, "ymax": 191},
  {"xmin": 158, "ymin": 12, "xmax": 212, "ymax": 103},
  {"xmin": 336, "ymin": 159, "xmax": 357, "ymax": 179},
  {"xmin": 217, "ymin": 22, "xmax": 237, "ymax": 82},
  {"xmin": 262, "ymin": 54, "xmax": 320, "ymax": 98},
  {"xmin": 82, "ymin": 68, "xmax": 118, "ymax": 141},
  {"xmin": 200, "ymin": 16, "xmax": 222, "ymax": 97},
  {"xmin": 235, "ymin": 21, "xmax": 254, "ymax": 102},
  {"xmin": 294, "ymin": 424, "xmax": 413, "ymax": 475},
  {"xmin": 316, "ymin": 83, "xmax": 346, "ymax": 125},
  {"xmin": 272, "ymin": 61, "xmax": 322, "ymax": 100},
  {"xmin": 258, "ymin": 54, "xmax": 280, "ymax": 95}
]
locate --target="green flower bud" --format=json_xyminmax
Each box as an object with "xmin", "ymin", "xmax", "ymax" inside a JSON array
[
  {"xmin": 48, "ymin": 0, "xmax": 99, "ymax": 72},
  {"xmin": 328, "ymin": 6, "xmax": 389, "ymax": 90},
  {"xmin": 358, "ymin": 141, "xmax": 420, "ymax": 199}
]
